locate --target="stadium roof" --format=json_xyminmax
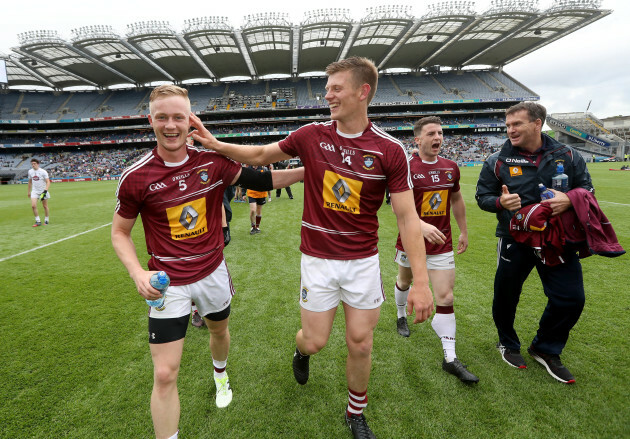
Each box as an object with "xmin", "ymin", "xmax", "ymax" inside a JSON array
[{"xmin": 0, "ymin": 0, "xmax": 611, "ymax": 91}]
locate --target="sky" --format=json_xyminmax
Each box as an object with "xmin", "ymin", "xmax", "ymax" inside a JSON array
[{"xmin": 1, "ymin": 0, "xmax": 628, "ymax": 119}]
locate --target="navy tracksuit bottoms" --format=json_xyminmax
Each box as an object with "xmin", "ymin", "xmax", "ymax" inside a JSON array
[{"xmin": 493, "ymin": 238, "xmax": 585, "ymax": 355}]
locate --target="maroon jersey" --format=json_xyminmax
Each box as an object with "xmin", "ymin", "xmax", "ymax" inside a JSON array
[
  {"xmin": 115, "ymin": 146, "xmax": 241, "ymax": 285},
  {"xmin": 396, "ymin": 155, "xmax": 460, "ymax": 255},
  {"xmin": 279, "ymin": 120, "xmax": 411, "ymax": 260}
]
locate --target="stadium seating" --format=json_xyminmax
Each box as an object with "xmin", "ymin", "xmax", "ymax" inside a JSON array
[{"xmin": 0, "ymin": 71, "xmax": 534, "ymax": 118}]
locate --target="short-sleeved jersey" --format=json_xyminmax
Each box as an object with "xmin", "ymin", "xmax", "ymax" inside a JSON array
[
  {"xmin": 279, "ymin": 120, "xmax": 411, "ymax": 260},
  {"xmin": 115, "ymin": 146, "xmax": 241, "ymax": 286},
  {"xmin": 28, "ymin": 168, "xmax": 49, "ymax": 192},
  {"xmin": 246, "ymin": 166, "xmax": 268, "ymax": 198},
  {"xmin": 396, "ymin": 155, "xmax": 460, "ymax": 255}
]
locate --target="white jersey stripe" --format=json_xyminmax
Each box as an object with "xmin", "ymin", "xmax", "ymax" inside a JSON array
[
  {"xmin": 302, "ymin": 221, "xmax": 368, "ymax": 236},
  {"xmin": 116, "ymin": 151, "xmax": 154, "ymax": 197},
  {"xmin": 324, "ymin": 162, "xmax": 386, "ymax": 180},
  {"xmin": 154, "ymin": 180, "xmax": 223, "ymax": 205},
  {"xmin": 371, "ymin": 125, "xmax": 412, "ymax": 189}
]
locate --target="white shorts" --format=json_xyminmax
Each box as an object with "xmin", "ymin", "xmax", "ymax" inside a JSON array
[
  {"xmin": 31, "ymin": 190, "xmax": 50, "ymax": 200},
  {"xmin": 149, "ymin": 259, "xmax": 234, "ymax": 319},
  {"xmin": 299, "ymin": 254, "xmax": 385, "ymax": 311},
  {"xmin": 394, "ymin": 249, "xmax": 455, "ymax": 271}
]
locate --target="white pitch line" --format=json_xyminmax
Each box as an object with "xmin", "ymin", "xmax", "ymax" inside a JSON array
[{"xmin": 0, "ymin": 223, "xmax": 112, "ymax": 263}]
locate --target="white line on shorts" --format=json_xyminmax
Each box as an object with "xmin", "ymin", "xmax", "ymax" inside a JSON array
[{"xmin": 0, "ymin": 223, "xmax": 112, "ymax": 263}]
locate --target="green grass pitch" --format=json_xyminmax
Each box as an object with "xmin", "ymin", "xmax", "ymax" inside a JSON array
[{"xmin": 0, "ymin": 162, "xmax": 628, "ymax": 438}]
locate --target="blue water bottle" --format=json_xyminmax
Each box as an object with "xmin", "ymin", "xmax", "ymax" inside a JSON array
[
  {"xmin": 539, "ymin": 183, "xmax": 554, "ymax": 200},
  {"xmin": 146, "ymin": 271, "xmax": 170, "ymax": 310},
  {"xmin": 551, "ymin": 163, "xmax": 569, "ymax": 193}
]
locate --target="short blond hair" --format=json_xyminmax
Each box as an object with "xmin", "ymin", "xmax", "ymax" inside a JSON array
[
  {"xmin": 149, "ymin": 84, "xmax": 190, "ymax": 114},
  {"xmin": 325, "ymin": 56, "xmax": 378, "ymax": 104}
]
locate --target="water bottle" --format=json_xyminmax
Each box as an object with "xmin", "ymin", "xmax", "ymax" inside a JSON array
[
  {"xmin": 146, "ymin": 271, "xmax": 170, "ymax": 310},
  {"xmin": 551, "ymin": 163, "xmax": 569, "ymax": 193},
  {"xmin": 539, "ymin": 183, "xmax": 554, "ymax": 200}
]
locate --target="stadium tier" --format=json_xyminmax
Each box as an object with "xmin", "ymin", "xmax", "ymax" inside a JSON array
[
  {"xmin": 0, "ymin": 1, "xmax": 619, "ymax": 183},
  {"xmin": 0, "ymin": 71, "xmax": 535, "ymax": 121}
]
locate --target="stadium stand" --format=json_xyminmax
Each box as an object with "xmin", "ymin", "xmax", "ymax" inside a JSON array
[{"xmin": 1, "ymin": 3, "xmax": 621, "ymax": 184}]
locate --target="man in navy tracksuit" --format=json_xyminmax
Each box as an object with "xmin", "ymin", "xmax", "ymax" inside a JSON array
[{"xmin": 475, "ymin": 102, "xmax": 593, "ymax": 384}]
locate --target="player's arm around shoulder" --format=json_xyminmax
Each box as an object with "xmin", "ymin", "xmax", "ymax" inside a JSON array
[
  {"xmin": 189, "ymin": 113, "xmax": 288, "ymax": 165},
  {"xmin": 390, "ymin": 190, "xmax": 434, "ymax": 323}
]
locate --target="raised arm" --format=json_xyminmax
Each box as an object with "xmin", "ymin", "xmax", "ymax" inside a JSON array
[
  {"xmin": 230, "ymin": 166, "xmax": 304, "ymax": 190},
  {"xmin": 390, "ymin": 190, "xmax": 435, "ymax": 323},
  {"xmin": 189, "ymin": 113, "xmax": 291, "ymax": 165}
]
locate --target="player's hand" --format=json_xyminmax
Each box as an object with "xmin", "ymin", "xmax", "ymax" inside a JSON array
[
  {"xmin": 130, "ymin": 270, "xmax": 162, "ymax": 300},
  {"xmin": 421, "ymin": 222, "xmax": 446, "ymax": 245},
  {"xmin": 40, "ymin": 190, "xmax": 47, "ymax": 200},
  {"xmin": 457, "ymin": 233, "xmax": 468, "ymax": 254},
  {"xmin": 499, "ymin": 185, "xmax": 521, "ymax": 211},
  {"xmin": 223, "ymin": 226, "xmax": 231, "ymax": 247},
  {"xmin": 541, "ymin": 189, "xmax": 572, "ymax": 216},
  {"xmin": 189, "ymin": 113, "xmax": 218, "ymax": 150},
  {"xmin": 407, "ymin": 282, "xmax": 434, "ymax": 324}
]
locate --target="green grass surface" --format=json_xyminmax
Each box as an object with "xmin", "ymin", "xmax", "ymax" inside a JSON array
[{"xmin": 1, "ymin": 163, "xmax": 628, "ymax": 438}]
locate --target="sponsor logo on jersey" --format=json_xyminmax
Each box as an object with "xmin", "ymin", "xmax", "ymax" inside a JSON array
[
  {"xmin": 197, "ymin": 169, "xmax": 209, "ymax": 184},
  {"xmin": 445, "ymin": 170, "xmax": 453, "ymax": 181},
  {"xmin": 322, "ymin": 170, "xmax": 363, "ymax": 214},
  {"xmin": 150, "ymin": 182, "xmax": 167, "ymax": 191},
  {"xmin": 509, "ymin": 166, "xmax": 522, "ymax": 177},
  {"xmin": 172, "ymin": 173, "xmax": 190, "ymax": 182},
  {"xmin": 504, "ymin": 158, "xmax": 529, "ymax": 164},
  {"xmin": 166, "ymin": 198, "xmax": 209, "ymax": 240},
  {"xmin": 301, "ymin": 287, "xmax": 309, "ymax": 303},
  {"xmin": 362, "ymin": 154, "xmax": 376, "ymax": 170},
  {"xmin": 421, "ymin": 190, "xmax": 448, "ymax": 217},
  {"xmin": 412, "ymin": 173, "xmax": 425, "ymax": 179},
  {"xmin": 320, "ymin": 142, "xmax": 336, "ymax": 152}
]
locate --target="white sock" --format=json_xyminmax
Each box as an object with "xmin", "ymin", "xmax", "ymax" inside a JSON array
[
  {"xmin": 35, "ymin": 216, "xmax": 41, "ymax": 222},
  {"xmin": 213, "ymin": 358, "xmax": 227, "ymax": 379},
  {"xmin": 394, "ymin": 284, "xmax": 409, "ymax": 319},
  {"xmin": 44, "ymin": 216, "xmax": 49, "ymax": 222},
  {"xmin": 431, "ymin": 309, "xmax": 457, "ymax": 362},
  {"xmin": 166, "ymin": 431, "xmax": 178, "ymax": 439}
]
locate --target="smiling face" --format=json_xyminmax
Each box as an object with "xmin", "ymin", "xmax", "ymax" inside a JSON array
[
  {"xmin": 415, "ymin": 123, "xmax": 443, "ymax": 161},
  {"xmin": 148, "ymin": 95, "xmax": 191, "ymax": 160},
  {"xmin": 324, "ymin": 70, "xmax": 366, "ymax": 127},
  {"xmin": 505, "ymin": 109, "xmax": 542, "ymax": 152}
]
